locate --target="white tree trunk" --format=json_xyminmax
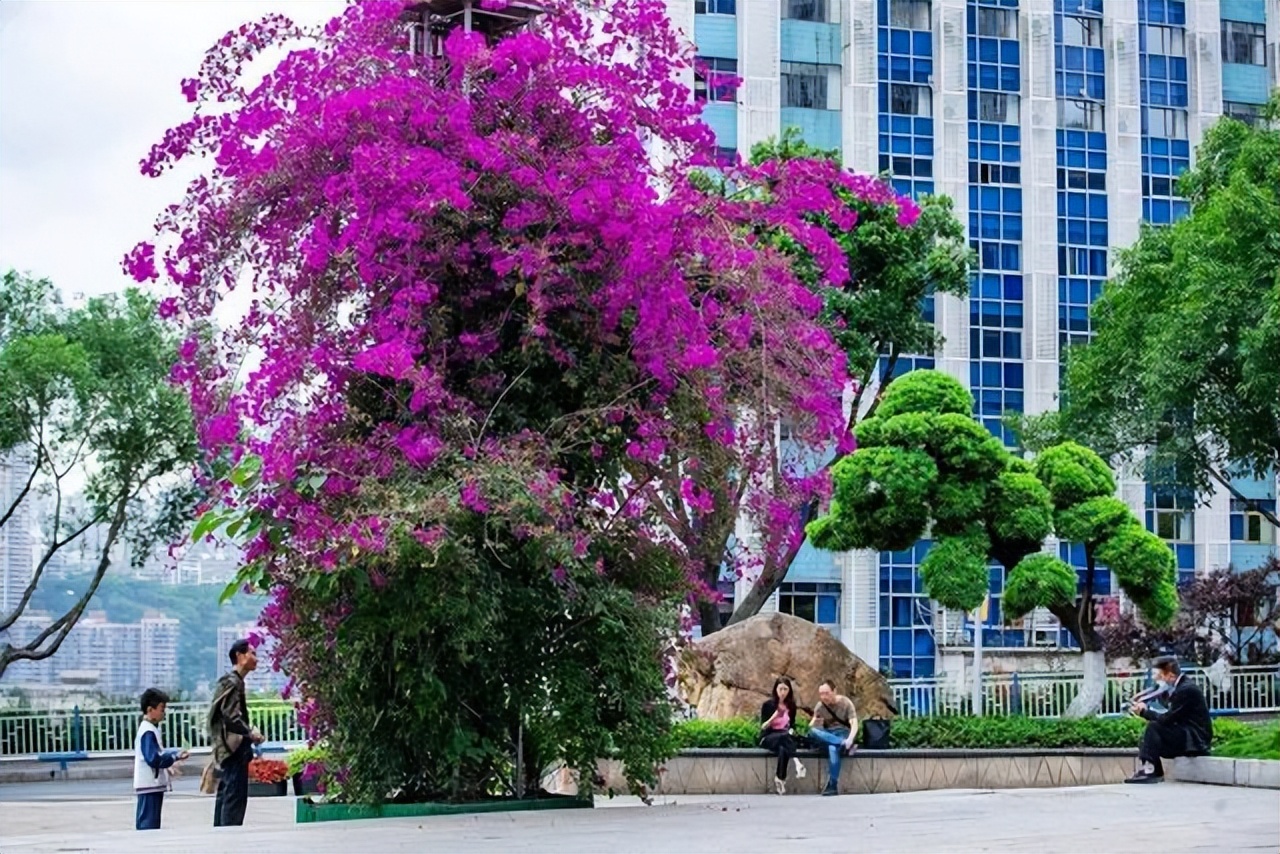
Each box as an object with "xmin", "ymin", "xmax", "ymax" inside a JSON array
[{"xmin": 1063, "ymin": 650, "xmax": 1106, "ymax": 718}]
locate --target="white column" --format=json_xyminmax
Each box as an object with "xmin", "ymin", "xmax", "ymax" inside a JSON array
[
  {"xmin": 1105, "ymin": 2, "xmax": 1143, "ymax": 260},
  {"xmin": 844, "ymin": 0, "xmax": 880, "ymax": 174},
  {"xmin": 1023, "ymin": 4, "xmax": 1061, "ymax": 415},
  {"xmin": 1185, "ymin": 0, "xmax": 1223, "ymax": 149},
  {"xmin": 933, "ymin": 0, "xmax": 970, "ymax": 385},
  {"xmin": 738, "ymin": 0, "xmax": 781, "ymax": 153},
  {"xmin": 843, "ymin": 548, "xmax": 880, "ymax": 664}
]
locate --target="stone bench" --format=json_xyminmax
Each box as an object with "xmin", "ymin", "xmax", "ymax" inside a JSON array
[
  {"xmin": 596, "ymin": 748, "xmax": 1140, "ymax": 796},
  {"xmin": 1167, "ymin": 756, "xmax": 1280, "ymax": 789}
]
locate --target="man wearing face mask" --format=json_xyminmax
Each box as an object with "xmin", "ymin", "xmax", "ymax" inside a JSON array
[{"xmin": 1124, "ymin": 655, "xmax": 1213, "ymax": 783}]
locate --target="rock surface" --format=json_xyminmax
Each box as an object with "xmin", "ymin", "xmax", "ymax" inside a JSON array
[{"xmin": 677, "ymin": 613, "xmax": 896, "ymax": 721}]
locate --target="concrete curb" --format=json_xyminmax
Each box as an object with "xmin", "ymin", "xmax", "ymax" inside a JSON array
[{"xmin": 1168, "ymin": 756, "xmax": 1280, "ymax": 789}]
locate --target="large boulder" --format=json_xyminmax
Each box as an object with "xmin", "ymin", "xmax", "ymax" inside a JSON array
[{"xmin": 677, "ymin": 612, "xmax": 896, "ymax": 721}]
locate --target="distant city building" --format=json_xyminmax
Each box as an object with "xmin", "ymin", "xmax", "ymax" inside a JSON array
[
  {"xmin": 0, "ymin": 450, "xmax": 36, "ymax": 615},
  {"xmin": 0, "ymin": 609, "xmax": 181, "ymax": 698},
  {"xmin": 216, "ymin": 624, "xmax": 289, "ymax": 697}
]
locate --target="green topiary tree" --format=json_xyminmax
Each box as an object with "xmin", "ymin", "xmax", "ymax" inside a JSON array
[
  {"xmin": 1026, "ymin": 442, "xmax": 1179, "ymax": 715},
  {"xmin": 809, "ymin": 372, "xmax": 1178, "ymax": 716}
]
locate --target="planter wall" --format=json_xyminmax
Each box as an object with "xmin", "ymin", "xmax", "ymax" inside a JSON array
[
  {"xmin": 591, "ymin": 748, "xmax": 1139, "ymax": 796},
  {"xmin": 296, "ymin": 795, "xmax": 592, "ymax": 824},
  {"xmin": 248, "ymin": 780, "xmax": 289, "ymax": 797}
]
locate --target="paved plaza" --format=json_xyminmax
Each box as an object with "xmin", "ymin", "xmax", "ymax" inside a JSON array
[{"xmin": 0, "ymin": 777, "xmax": 1276, "ymax": 853}]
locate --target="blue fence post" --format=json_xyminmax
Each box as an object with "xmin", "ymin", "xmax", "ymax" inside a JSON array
[
  {"xmin": 71, "ymin": 706, "xmax": 82, "ymax": 753},
  {"xmin": 1010, "ymin": 673, "xmax": 1022, "ymax": 716}
]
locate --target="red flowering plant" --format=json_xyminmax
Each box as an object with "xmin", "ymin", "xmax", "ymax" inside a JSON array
[
  {"xmin": 128, "ymin": 0, "xmax": 925, "ymax": 803},
  {"xmin": 248, "ymin": 758, "xmax": 289, "ymax": 785}
]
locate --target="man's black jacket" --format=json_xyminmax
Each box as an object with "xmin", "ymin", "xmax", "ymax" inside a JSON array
[{"xmin": 1140, "ymin": 676, "xmax": 1213, "ymax": 755}]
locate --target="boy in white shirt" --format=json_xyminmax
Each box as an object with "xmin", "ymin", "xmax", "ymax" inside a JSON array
[{"xmin": 134, "ymin": 688, "xmax": 189, "ymax": 830}]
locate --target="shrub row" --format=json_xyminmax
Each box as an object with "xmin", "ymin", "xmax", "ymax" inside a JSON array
[{"xmin": 670, "ymin": 714, "xmax": 1263, "ymax": 751}]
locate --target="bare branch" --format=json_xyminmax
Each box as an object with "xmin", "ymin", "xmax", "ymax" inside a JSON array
[{"xmin": 0, "ymin": 491, "xmax": 129, "ymax": 679}]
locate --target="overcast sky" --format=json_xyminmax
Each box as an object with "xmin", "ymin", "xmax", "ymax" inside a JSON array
[{"xmin": 0, "ymin": 0, "xmax": 344, "ymax": 300}]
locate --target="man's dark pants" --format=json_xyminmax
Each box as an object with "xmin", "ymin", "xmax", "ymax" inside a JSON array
[
  {"xmin": 214, "ymin": 742, "xmax": 252, "ymax": 827},
  {"xmin": 1139, "ymin": 721, "xmax": 1190, "ymax": 776}
]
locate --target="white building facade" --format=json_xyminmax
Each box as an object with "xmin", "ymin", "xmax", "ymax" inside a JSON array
[{"xmin": 669, "ymin": 0, "xmax": 1280, "ymax": 677}]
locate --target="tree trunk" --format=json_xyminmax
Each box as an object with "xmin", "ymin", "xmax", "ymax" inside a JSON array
[
  {"xmin": 696, "ymin": 599, "xmax": 721, "ymax": 639},
  {"xmin": 1049, "ymin": 581, "xmax": 1107, "ymax": 719},
  {"xmin": 1065, "ymin": 649, "xmax": 1107, "ymax": 718}
]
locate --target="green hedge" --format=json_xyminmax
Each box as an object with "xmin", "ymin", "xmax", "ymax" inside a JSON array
[
  {"xmin": 669, "ymin": 715, "xmax": 1266, "ymax": 751},
  {"xmin": 1211, "ymin": 721, "xmax": 1279, "ymax": 760}
]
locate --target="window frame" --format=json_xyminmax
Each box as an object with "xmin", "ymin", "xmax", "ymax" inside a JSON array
[
  {"xmin": 978, "ymin": 91, "xmax": 1020, "ymax": 124},
  {"xmin": 782, "ymin": 61, "xmax": 840, "ymax": 110},
  {"xmin": 1058, "ymin": 98, "xmax": 1105, "ymax": 131},
  {"xmin": 1061, "ymin": 15, "xmax": 1103, "ymax": 48},
  {"xmin": 1146, "ymin": 23, "xmax": 1185, "ymax": 56},
  {"xmin": 1221, "ymin": 20, "xmax": 1265, "ymax": 65},
  {"xmin": 1146, "ymin": 106, "xmax": 1188, "ymax": 139},
  {"xmin": 976, "ymin": 6, "xmax": 1018, "ymax": 39},
  {"xmin": 694, "ymin": 0, "xmax": 737, "ymax": 15},
  {"xmin": 694, "ymin": 56, "xmax": 739, "ymax": 104},
  {"xmin": 783, "ymin": 0, "xmax": 829, "ymax": 23},
  {"xmin": 888, "ymin": 0, "xmax": 931, "ymax": 30},
  {"xmin": 889, "ymin": 82, "xmax": 933, "ymax": 117}
]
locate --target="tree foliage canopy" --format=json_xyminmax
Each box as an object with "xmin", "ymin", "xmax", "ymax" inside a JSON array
[
  {"xmin": 0, "ymin": 272, "xmax": 198, "ymax": 677},
  {"xmin": 1039, "ymin": 96, "xmax": 1280, "ymax": 507}
]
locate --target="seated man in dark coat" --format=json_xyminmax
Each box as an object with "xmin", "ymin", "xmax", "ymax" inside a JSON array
[{"xmin": 1125, "ymin": 655, "xmax": 1213, "ymax": 783}]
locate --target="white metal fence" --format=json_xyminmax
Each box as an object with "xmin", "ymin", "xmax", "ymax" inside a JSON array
[
  {"xmin": 888, "ymin": 665, "xmax": 1280, "ymax": 719},
  {"xmin": 3, "ymin": 666, "xmax": 1277, "ymax": 759},
  {"xmin": 0, "ymin": 701, "xmax": 304, "ymax": 759}
]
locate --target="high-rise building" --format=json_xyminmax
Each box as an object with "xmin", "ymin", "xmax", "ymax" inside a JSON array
[
  {"xmin": 669, "ymin": 0, "xmax": 1280, "ymax": 677},
  {"xmin": 0, "ymin": 450, "xmax": 36, "ymax": 616},
  {"xmin": 139, "ymin": 614, "xmax": 180, "ymax": 689}
]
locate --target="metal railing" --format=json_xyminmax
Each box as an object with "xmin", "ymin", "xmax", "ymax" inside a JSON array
[
  {"xmin": 888, "ymin": 665, "xmax": 1280, "ymax": 719},
  {"xmin": 0, "ymin": 701, "xmax": 305, "ymax": 759},
  {"xmin": 3, "ymin": 666, "xmax": 1276, "ymax": 759}
]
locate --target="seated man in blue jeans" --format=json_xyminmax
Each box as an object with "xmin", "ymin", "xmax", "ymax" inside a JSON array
[{"xmin": 808, "ymin": 679, "xmax": 858, "ymax": 796}]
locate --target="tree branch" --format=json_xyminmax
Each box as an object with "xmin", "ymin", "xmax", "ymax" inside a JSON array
[
  {"xmin": 1206, "ymin": 464, "xmax": 1280, "ymax": 530},
  {"xmin": 0, "ymin": 445, "xmax": 40, "ymax": 531},
  {"xmin": 0, "ymin": 491, "xmax": 130, "ymax": 679}
]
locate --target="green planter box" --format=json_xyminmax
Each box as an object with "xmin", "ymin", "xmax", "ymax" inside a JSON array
[{"xmin": 296, "ymin": 794, "xmax": 592, "ymax": 824}]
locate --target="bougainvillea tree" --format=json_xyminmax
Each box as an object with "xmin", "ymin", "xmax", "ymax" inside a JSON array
[
  {"xmin": 128, "ymin": 0, "xmax": 895, "ymax": 800},
  {"xmin": 807, "ymin": 371, "xmax": 1177, "ymax": 716}
]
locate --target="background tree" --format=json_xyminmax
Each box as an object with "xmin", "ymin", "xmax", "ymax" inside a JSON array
[
  {"xmin": 808, "ymin": 372, "xmax": 1177, "ymax": 715},
  {"xmin": 0, "ymin": 272, "xmax": 197, "ymax": 677},
  {"xmin": 1023, "ymin": 95, "xmax": 1280, "ymax": 528},
  {"xmin": 724, "ymin": 132, "xmax": 973, "ymax": 626},
  {"xmin": 1101, "ymin": 560, "xmax": 1280, "ymax": 666},
  {"xmin": 133, "ymin": 1, "xmax": 873, "ymax": 801}
]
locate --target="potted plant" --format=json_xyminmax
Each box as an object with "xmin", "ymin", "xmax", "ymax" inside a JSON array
[
  {"xmin": 247, "ymin": 758, "xmax": 290, "ymax": 797},
  {"xmin": 285, "ymin": 744, "xmax": 329, "ymax": 797}
]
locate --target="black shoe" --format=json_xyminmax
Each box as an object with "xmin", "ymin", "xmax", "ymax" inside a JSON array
[
  {"xmin": 821, "ymin": 786, "xmax": 839, "ymax": 797},
  {"xmin": 1123, "ymin": 771, "xmax": 1164, "ymax": 784}
]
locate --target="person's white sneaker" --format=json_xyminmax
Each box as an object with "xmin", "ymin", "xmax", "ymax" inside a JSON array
[
  {"xmin": 793, "ymin": 757, "xmax": 807, "ymax": 779},
  {"xmin": 774, "ymin": 776, "xmax": 786, "ymax": 795}
]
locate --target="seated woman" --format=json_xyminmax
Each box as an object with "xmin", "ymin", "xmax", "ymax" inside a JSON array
[{"xmin": 759, "ymin": 677, "xmax": 807, "ymax": 794}]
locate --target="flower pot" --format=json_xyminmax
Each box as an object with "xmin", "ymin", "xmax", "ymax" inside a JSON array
[
  {"xmin": 248, "ymin": 780, "xmax": 289, "ymax": 797},
  {"xmin": 293, "ymin": 772, "xmax": 321, "ymax": 797}
]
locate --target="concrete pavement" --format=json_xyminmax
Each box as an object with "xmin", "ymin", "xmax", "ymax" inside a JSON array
[{"xmin": 1, "ymin": 779, "xmax": 1275, "ymax": 853}]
